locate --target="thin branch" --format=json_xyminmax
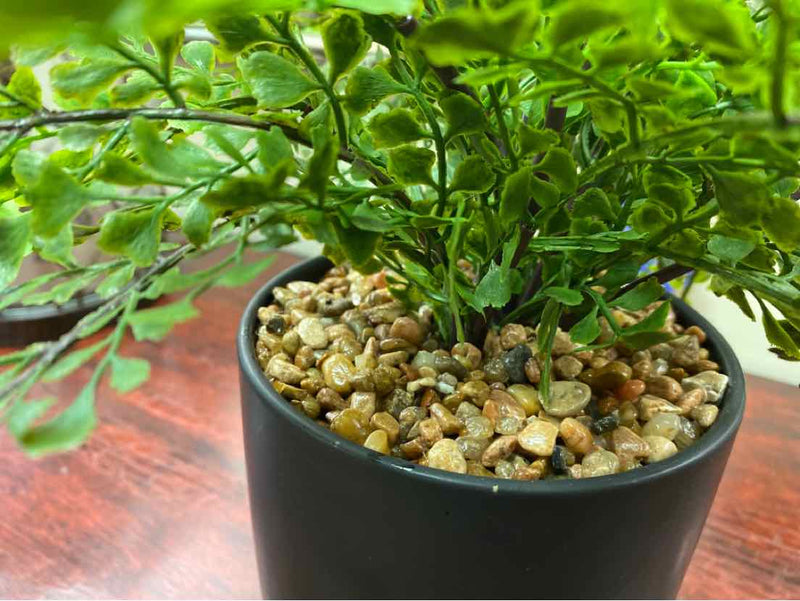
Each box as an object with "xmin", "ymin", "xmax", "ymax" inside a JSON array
[{"xmin": 614, "ymin": 263, "xmax": 693, "ymax": 298}]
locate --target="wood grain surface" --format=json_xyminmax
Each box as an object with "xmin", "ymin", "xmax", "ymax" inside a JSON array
[{"xmin": 0, "ymin": 251, "xmax": 797, "ymax": 599}]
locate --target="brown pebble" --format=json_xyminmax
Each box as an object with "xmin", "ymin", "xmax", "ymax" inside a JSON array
[
  {"xmin": 461, "ymin": 380, "xmax": 491, "ymax": 407},
  {"xmin": 389, "ymin": 316, "xmax": 424, "ymax": 346},
  {"xmin": 646, "ymin": 375, "xmax": 683, "ymax": 402},
  {"xmin": 611, "ymin": 426, "xmax": 650, "ymax": 459},
  {"xmin": 632, "ymin": 359, "xmax": 653, "ymax": 380},
  {"xmin": 690, "ymin": 359, "xmax": 720, "ymax": 373},
  {"xmin": 559, "ymin": 417, "xmax": 594, "ymax": 456},
  {"xmin": 370, "ymin": 412, "xmax": 400, "ymax": 444},
  {"xmin": 482, "ymin": 390, "xmax": 526, "ymax": 425},
  {"xmin": 500, "ymin": 324, "xmax": 527, "ymax": 349},
  {"xmin": 363, "ymin": 430, "xmax": 390, "ymax": 454},
  {"xmin": 452, "ymin": 342, "xmax": 482, "ymax": 370},
  {"xmin": 418, "ymin": 418, "xmax": 444, "ymax": 446},
  {"xmin": 294, "ymin": 346, "xmax": 316, "ymax": 370},
  {"xmin": 685, "ymin": 325, "xmax": 706, "ymax": 343},
  {"xmin": 331, "ymin": 408, "xmax": 368, "ymax": 444},
  {"xmin": 524, "ymin": 357, "xmax": 541, "ymax": 384},
  {"xmin": 518, "ymin": 418, "xmax": 559, "ymax": 456},
  {"xmin": 615, "ymin": 379, "xmax": 646, "ymax": 401},
  {"xmin": 430, "ymin": 403, "xmax": 463, "ymax": 435},
  {"xmin": 677, "ymin": 388, "xmax": 706, "ymax": 415},
  {"xmin": 316, "ymin": 387, "xmax": 347, "ymax": 410},
  {"xmin": 427, "ymin": 439, "xmax": 468, "ymax": 473},
  {"xmin": 554, "ymin": 355, "xmax": 583, "ymax": 379},
  {"xmin": 400, "ymin": 437, "xmax": 427, "ymax": 459},
  {"xmin": 350, "ymin": 392, "xmax": 376, "ymax": 421},
  {"xmin": 481, "ymin": 435, "xmax": 518, "ymax": 467}
]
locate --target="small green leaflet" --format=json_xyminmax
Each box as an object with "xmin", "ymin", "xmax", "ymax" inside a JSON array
[
  {"xmin": 239, "ymin": 51, "xmax": 322, "ymax": 109},
  {"xmin": 129, "ymin": 298, "xmax": 199, "ymax": 342},
  {"xmin": 499, "ymin": 167, "xmax": 531, "ymax": 227},
  {"xmin": 6, "ymin": 398, "xmax": 54, "ymax": 440},
  {"xmin": 414, "ymin": 1, "xmax": 540, "ymax": 66},
  {"xmin": 217, "ymin": 256, "xmax": 277, "ymax": 288},
  {"xmin": 570, "ymin": 306, "xmax": 601, "ymax": 344},
  {"xmin": 109, "ymin": 355, "xmax": 152, "ymax": 393},
  {"xmin": 27, "ymin": 162, "xmax": 89, "ymax": 238},
  {"xmin": 15, "ymin": 382, "xmax": 97, "ymax": 457},
  {"xmin": 96, "ymin": 264, "xmax": 136, "ymax": 299},
  {"xmin": 344, "ymin": 66, "xmax": 408, "ymax": 115},
  {"xmin": 42, "ymin": 339, "xmax": 109, "ymax": 383},
  {"xmin": 322, "ymin": 11, "xmax": 372, "ymax": 83},
  {"xmin": 535, "ymin": 148, "xmax": 577, "ymax": 194},
  {"xmin": 610, "ymin": 277, "xmax": 663, "ymax": 311},
  {"xmin": 707, "ymin": 235, "xmax": 755, "ymax": 265},
  {"xmin": 441, "ymin": 93, "xmax": 488, "ymax": 140},
  {"xmin": 0, "ymin": 212, "xmax": 31, "ymax": 290},
  {"xmin": 543, "ymin": 287, "xmax": 583, "ymax": 306},
  {"xmin": 368, "ymin": 108, "xmax": 428, "ymax": 149},
  {"xmin": 98, "ymin": 208, "xmax": 166, "ymax": 267},
  {"xmin": 387, "ymin": 145, "xmax": 435, "ymax": 186},
  {"xmin": 450, "ymin": 156, "xmax": 495, "ymax": 193},
  {"xmin": 756, "ymin": 297, "xmax": 800, "ymax": 360}
]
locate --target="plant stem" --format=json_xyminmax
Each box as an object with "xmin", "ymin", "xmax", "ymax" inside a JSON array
[
  {"xmin": 109, "ymin": 43, "xmax": 186, "ymax": 108},
  {"xmin": 267, "ymin": 15, "xmax": 348, "ymax": 150},
  {"xmin": 770, "ymin": 0, "xmax": 788, "ymax": 127},
  {"xmin": 389, "ymin": 50, "xmax": 448, "ymax": 217},
  {"xmin": 614, "ymin": 263, "xmax": 693, "ymax": 298},
  {"xmin": 489, "ymin": 83, "xmax": 517, "ymax": 170}
]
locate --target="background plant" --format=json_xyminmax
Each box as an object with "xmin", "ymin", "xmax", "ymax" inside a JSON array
[{"xmin": 0, "ymin": 0, "xmax": 798, "ymax": 456}]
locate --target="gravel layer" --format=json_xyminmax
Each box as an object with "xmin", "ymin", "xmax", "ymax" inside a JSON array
[{"xmin": 255, "ymin": 265, "xmax": 728, "ymax": 480}]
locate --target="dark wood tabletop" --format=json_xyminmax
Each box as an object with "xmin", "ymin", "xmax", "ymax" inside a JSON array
[{"xmin": 0, "ymin": 252, "xmax": 798, "ymax": 599}]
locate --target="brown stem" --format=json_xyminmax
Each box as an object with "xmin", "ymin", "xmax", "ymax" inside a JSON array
[{"xmin": 614, "ymin": 263, "xmax": 693, "ymax": 299}]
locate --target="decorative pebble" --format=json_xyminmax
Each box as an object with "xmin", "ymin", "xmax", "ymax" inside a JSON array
[
  {"xmin": 430, "ymin": 403, "xmax": 463, "ymax": 435},
  {"xmin": 321, "ymin": 353, "xmax": 356, "ymax": 395},
  {"xmin": 559, "ymin": 417, "xmax": 594, "ymax": 456},
  {"xmin": 643, "ymin": 435, "xmax": 678, "ymax": 463},
  {"xmin": 456, "ymin": 435, "xmax": 491, "ymax": 461},
  {"xmin": 261, "ymin": 264, "xmax": 729, "ymax": 482},
  {"xmin": 297, "ymin": 317, "xmax": 329, "ymax": 349},
  {"xmin": 331, "ymin": 408, "xmax": 368, "ymax": 444},
  {"xmin": 481, "ymin": 435, "xmax": 518, "ymax": 467},
  {"xmin": 582, "ymin": 449, "xmax": 620, "ymax": 478},
  {"xmin": 682, "ymin": 371, "xmax": 729, "ymax": 404},
  {"xmin": 554, "ymin": 355, "xmax": 583, "ymax": 379},
  {"xmin": 390, "ymin": 316, "xmax": 424, "ymax": 346},
  {"xmin": 506, "ymin": 384, "xmax": 540, "ymax": 416},
  {"xmin": 500, "ymin": 324, "xmax": 527, "ymax": 349},
  {"xmin": 518, "ymin": 419, "xmax": 559, "ymax": 456},
  {"xmin": 464, "ymin": 416, "xmax": 494, "ymax": 439},
  {"xmin": 611, "ymin": 426, "xmax": 650, "ymax": 459},
  {"xmin": 691, "ymin": 404, "xmax": 720, "ymax": 428},
  {"xmin": 638, "ymin": 394, "xmax": 682, "ymax": 421},
  {"xmin": 364, "ymin": 429, "xmax": 390, "ymax": 454},
  {"xmin": 545, "ymin": 381, "xmax": 592, "ymax": 417},
  {"xmin": 501, "ymin": 344, "xmax": 533, "ymax": 384},
  {"xmin": 370, "ymin": 412, "xmax": 400, "ymax": 444},
  {"xmin": 641, "ymin": 412, "xmax": 681, "ymax": 440},
  {"xmin": 427, "ymin": 439, "xmax": 467, "ymax": 473},
  {"xmin": 645, "ymin": 375, "xmax": 683, "ymax": 402}
]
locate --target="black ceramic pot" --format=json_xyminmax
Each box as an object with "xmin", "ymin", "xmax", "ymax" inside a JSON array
[{"xmin": 238, "ymin": 257, "xmax": 745, "ymax": 599}]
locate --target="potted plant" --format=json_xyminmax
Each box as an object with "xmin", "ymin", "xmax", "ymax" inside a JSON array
[{"xmin": 0, "ymin": 0, "xmax": 798, "ymax": 598}]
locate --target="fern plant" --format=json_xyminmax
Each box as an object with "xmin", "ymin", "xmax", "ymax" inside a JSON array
[{"xmin": 0, "ymin": 0, "xmax": 798, "ymax": 456}]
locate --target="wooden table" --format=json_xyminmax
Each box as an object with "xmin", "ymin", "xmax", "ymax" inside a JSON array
[{"xmin": 1, "ymin": 252, "xmax": 798, "ymax": 599}]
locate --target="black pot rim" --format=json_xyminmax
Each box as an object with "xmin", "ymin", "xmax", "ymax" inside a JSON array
[{"xmin": 237, "ymin": 256, "xmax": 746, "ymax": 497}]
